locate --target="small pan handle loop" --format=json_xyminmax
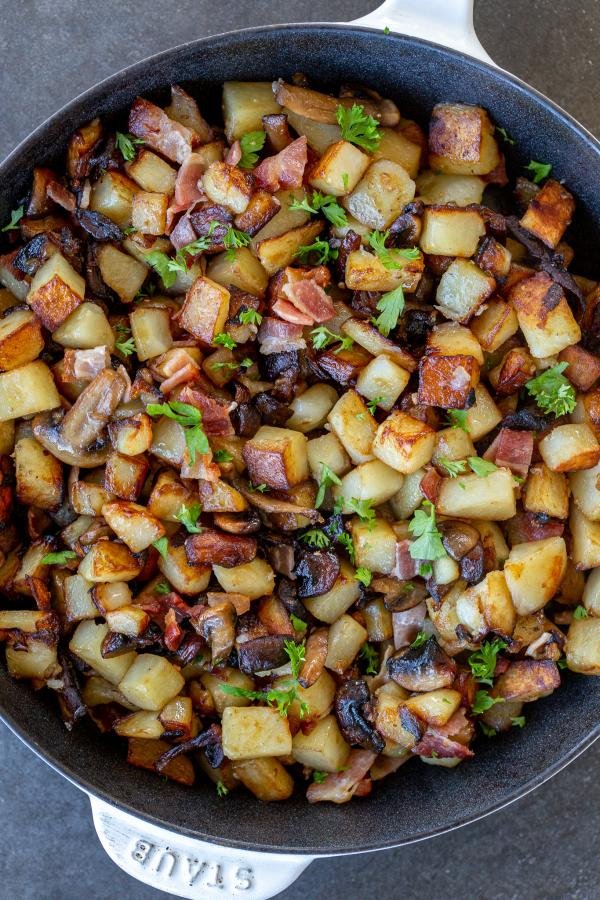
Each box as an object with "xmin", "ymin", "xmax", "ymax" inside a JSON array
[{"xmin": 351, "ymin": 0, "xmax": 496, "ymax": 65}]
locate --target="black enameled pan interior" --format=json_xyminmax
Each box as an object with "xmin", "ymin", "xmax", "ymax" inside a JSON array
[{"xmin": 0, "ymin": 24, "xmax": 599, "ymax": 855}]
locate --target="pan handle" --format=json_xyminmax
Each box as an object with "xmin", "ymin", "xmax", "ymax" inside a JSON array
[
  {"xmin": 89, "ymin": 795, "xmax": 313, "ymax": 900},
  {"xmin": 350, "ymin": 0, "xmax": 495, "ymax": 65}
]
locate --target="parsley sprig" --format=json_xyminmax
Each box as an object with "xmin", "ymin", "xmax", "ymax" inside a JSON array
[
  {"xmin": 315, "ymin": 462, "xmax": 342, "ymax": 508},
  {"xmin": 214, "ymin": 332, "xmax": 237, "ymax": 350},
  {"xmin": 239, "ymin": 308, "xmax": 263, "ymax": 327},
  {"xmin": 238, "ymin": 130, "xmax": 266, "ymax": 169},
  {"xmin": 368, "ymin": 229, "xmax": 420, "ymax": 270},
  {"xmin": 300, "ymin": 528, "xmax": 331, "ymax": 549},
  {"xmin": 175, "ymin": 502, "xmax": 203, "ymax": 534},
  {"xmin": 146, "ymin": 400, "xmax": 209, "ymax": 464},
  {"xmin": 359, "ymin": 642, "xmax": 379, "ymax": 675},
  {"xmin": 525, "ymin": 362, "xmax": 576, "ymax": 418},
  {"xmin": 471, "ymin": 690, "xmax": 504, "ymax": 716},
  {"xmin": 311, "ymin": 326, "xmax": 354, "ymax": 354},
  {"xmin": 221, "ymin": 640, "xmax": 308, "ymax": 718},
  {"xmin": 115, "ymin": 336, "xmax": 136, "ymax": 356},
  {"xmin": 408, "ymin": 500, "xmax": 446, "ymax": 564},
  {"xmin": 468, "ymin": 638, "xmax": 507, "ymax": 686},
  {"xmin": 115, "ymin": 131, "xmax": 144, "ymax": 161},
  {"xmin": 446, "ymin": 409, "xmax": 470, "ymax": 433},
  {"xmin": 41, "ymin": 550, "xmax": 77, "ymax": 565},
  {"xmin": 410, "ymin": 631, "xmax": 429, "ymax": 650},
  {"xmin": 525, "ymin": 159, "xmax": 552, "ymax": 183},
  {"xmin": 439, "ymin": 456, "xmax": 497, "ymax": 478},
  {"xmin": 336, "ymin": 103, "xmax": 382, "ymax": 152},
  {"xmin": 295, "ymin": 239, "xmax": 338, "ymax": 265},
  {"xmin": 290, "ymin": 191, "xmax": 348, "ymax": 228},
  {"xmin": 223, "ymin": 225, "xmax": 251, "ymax": 261},
  {"xmin": 1, "ymin": 205, "xmax": 24, "ymax": 232},
  {"xmin": 354, "ymin": 566, "xmax": 372, "ymax": 587},
  {"xmin": 145, "ymin": 227, "xmax": 218, "ymax": 287},
  {"xmin": 372, "ymin": 285, "xmax": 405, "ymax": 337}
]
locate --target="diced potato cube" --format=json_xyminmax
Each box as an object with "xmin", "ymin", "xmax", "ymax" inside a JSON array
[
  {"xmin": 109, "ymin": 414, "xmax": 153, "ymax": 457},
  {"xmin": 566, "ymin": 617, "xmax": 600, "ymax": 674},
  {"xmin": 291, "ymin": 671, "xmax": 337, "ymax": 722},
  {"xmin": 14, "ymin": 436, "xmax": 63, "ymax": 510},
  {"xmin": 254, "ymin": 220, "xmax": 323, "ymax": 276},
  {"xmin": 428, "ymin": 103, "xmax": 500, "ymax": 175},
  {"xmin": 416, "ymin": 171, "xmax": 485, "ymax": 206},
  {"xmin": 207, "ymin": 248, "xmax": 268, "ymax": 298},
  {"xmin": 466, "ymin": 384, "xmax": 502, "ymax": 440},
  {"xmin": 222, "ymin": 82, "xmax": 281, "ymax": 141},
  {"xmin": 520, "ymin": 179, "xmax": 575, "ymax": 249},
  {"xmin": 250, "ymin": 188, "xmax": 311, "ymax": 244},
  {"xmin": 97, "ymin": 244, "xmax": 148, "ymax": 304},
  {"xmin": 471, "ymin": 298, "xmax": 519, "ymax": 352},
  {"xmin": 456, "ymin": 570, "xmax": 517, "ymax": 638},
  {"xmin": 292, "ymin": 715, "xmax": 350, "ymax": 772},
  {"xmin": 105, "ymin": 605, "xmax": 150, "ymax": 637},
  {"xmin": 90, "ymin": 170, "xmax": 139, "ymax": 226},
  {"xmin": 539, "ymin": 424, "xmax": 600, "ymax": 473},
  {"xmin": 131, "ymin": 191, "xmax": 168, "ymax": 235},
  {"xmin": 363, "ymin": 596, "xmax": 394, "ymax": 640},
  {"xmin": 202, "ymin": 162, "xmax": 252, "ymax": 214},
  {"xmin": 432, "ymin": 426, "xmax": 475, "ymax": 464},
  {"xmin": 213, "ymin": 557, "xmax": 274, "ymax": 599},
  {"xmin": 475, "ymin": 236, "xmax": 513, "ymax": 280},
  {"xmin": 231, "ymin": 757, "xmax": 294, "ymax": 801},
  {"xmin": 582, "ymin": 568, "xmax": 600, "ymax": 616},
  {"xmin": 242, "ymin": 425, "xmax": 308, "ymax": 490},
  {"xmin": 351, "ymin": 517, "xmax": 397, "ymax": 575},
  {"xmin": 327, "ymin": 389, "xmax": 377, "ymax": 465},
  {"xmin": 70, "ymin": 474, "xmax": 114, "ymax": 516},
  {"xmin": 126, "ymin": 737, "xmax": 194, "ymax": 785},
  {"xmin": 334, "ymin": 459, "xmax": 404, "ymax": 509},
  {"xmin": 325, "ymin": 613, "xmax": 368, "ymax": 673},
  {"xmin": 437, "ymin": 468, "xmax": 516, "ymax": 520},
  {"xmin": 509, "ymin": 273, "xmax": 581, "ymax": 358},
  {"xmin": 126, "ymin": 150, "xmax": 177, "ymax": 194},
  {"xmin": 64, "ymin": 575, "xmax": 97, "ymax": 623},
  {"xmin": 303, "ymin": 560, "xmax": 362, "ymax": 623},
  {"xmin": 374, "ymin": 693, "xmax": 420, "ymax": 748},
  {"xmin": 102, "ymin": 500, "xmax": 165, "ymax": 552},
  {"xmin": 221, "ymin": 706, "xmax": 292, "ymax": 759},
  {"xmin": 77, "ymin": 540, "xmax": 142, "ymax": 583},
  {"xmin": 118, "ymin": 654, "xmax": 185, "ymax": 711},
  {"xmin": 286, "ymin": 384, "xmax": 339, "ymax": 433},
  {"xmin": 435, "ymin": 258, "xmax": 495, "ymax": 323},
  {"xmin": 130, "ymin": 306, "xmax": 172, "ymax": 360},
  {"xmin": 427, "ymin": 321, "xmax": 484, "ymax": 363},
  {"xmin": 158, "ymin": 541, "xmax": 211, "ymax": 595},
  {"xmin": 0, "ymin": 360, "xmax": 60, "ymax": 422},
  {"xmin": 197, "ymin": 479, "xmax": 248, "ymax": 513},
  {"xmin": 372, "ymin": 410, "xmax": 435, "ymax": 474},
  {"xmin": 53, "ymin": 302, "xmax": 115, "ymax": 350},
  {"xmin": 27, "ymin": 254, "xmax": 85, "ymax": 331},
  {"xmin": 417, "ymin": 354, "xmax": 480, "ymax": 409},
  {"xmin": 389, "ymin": 468, "xmax": 426, "ymax": 519},
  {"xmin": 524, "ymin": 464, "xmax": 570, "ymax": 519},
  {"xmin": 69, "ymin": 620, "xmax": 135, "ymax": 684},
  {"xmin": 201, "ymin": 668, "xmax": 256, "ymax": 714},
  {"xmin": 356, "ymin": 355, "xmax": 410, "ymax": 411},
  {"xmin": 309, "ymin": 140, "xmax": 370, "ymax": 196},
  {"xmin": 345, "ymin": 159, "xmax": 415, "ymax": 229},
  {"xmin": 235, "ymin": 189, "xmax": 281, "ymax": 235},
  {"xmin": 373, "ymin": 127, "xmax": 421, "ymax": 177},
  {"xmin": 6, "ymin": 640, "xmax": 59, "ymax": 681},
  {"xmin": 177, "ymin": 276, "xmax": 230, "ymax": 344},
  {"xmin": 569, "ymin": 506, "xmax": 600, "ymax": 570},
  {"xmin": 405, "ymin": 689, "xmax": 462, "ymax": 726},
  {"xmin": 114, "ymin": 710, "xmax": 163, "ymax": 739},
  {"xmin": 91, "ymin": 581, "xmax": 132, "ymax": 614},
  {"xmin": 344, "ymin": 246, "xmax": 424, "ymax": 292},
  {"xmin": 420, "ymin": 207, "xmax": 485, "ymax": 257},
  {"xmin": 504, "ymin": 537, "xmax": 567, "ymax": 615},
  {"xmin": 0, "ymin": 308, "xmax": 44, "ymax": 371},
  {"xmin": 307, "ymin": 433, "xmax": 351, "ymax": 481}
]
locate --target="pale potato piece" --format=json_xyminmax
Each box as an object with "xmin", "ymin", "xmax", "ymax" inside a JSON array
[
  {"xmin": 15, "ymin": 436, "xmax": 63, "ymax": 510},
  {"xmin": 470, "ymin": 299, "xmax": 519, "ymax": 352},
  {"xmin": 102, "ymin": 500, "xmax": 165, "ymax": 552},
  {"xmin": 374, "ymin": 693, "xmax": 419, "ymax": 749},
  {"xmin": 324, "ymin": 614, "xmax": 368, "ymax": 673},
  {"xmin": 582, "ymin": 568, "xmax": 600, "ymax": 617},
  {"xmin": 97, "ymin": 244, "xmax": 148, "ymax": 304},
  {"xmin": 437, "ymin": 468, "xmax": 516, "ymax": 520},
  {"xmin": 130, "ymin": 306, "xmax": 172, "ymax": 360},
  {"xmin": 345, "ymin": 159, "xmax": 416, "ymax": 229},
  {"xmin": 6, "ymin": 640, "xmax": 59, "ymax": 681},
  {"xmin": 405, "ymin": 689, "xmax": 462, "ymax": 726},
  {"xmin": 201, "ymin": 669, "xmax": 256, "ymax": 714},
  {"xmin": 344, "ymin": 246, "xmax": 424, "ymax": 293},
  {"xmin": 118, "ymin": 654, "xmax": 185, "ymax": 711},
  {"xmin": 250, "ymin": 188, "xmax": 311, "ymax": 244},
  {"xmin": 389, "ymin": 468, "xmax": 426, "ymax": 519},
  {"xmin": 372, "ymin": 410, "xmax": 435, "ymax": 474},
  {"xmin": 69, "ymin": 620, "xmax": 135, "ymax": 685},
  {"xmin": 26, "ymin": 253, "xmax": 85, "ymax": 331},
  {"xmin": 334, "ymin": 460, "xmax": 404, "ymax": 510},
  {"xmin": 114, "ymin": 710, "xmax": 163, "ymax": 739},
  {"xmin": 456, "ymin": 570, "xmax": 516, "ymax": 638},
  {"xmin": 524, "ymin": 463, "xmax": 570, "ymax": 519},
  {"xmin": 373, "ymin": 127, "xmax": 421, "ymax": 177},
  {"xmin": 291, "ymin": 671, "xmax": 337, "ymax": 722},
  {"xmin": 416, "ymin": 171, "xmax": 485, "ymax": 206},
  {"xmin": 131, "ymin": 191, "xmax": 168, "ymax": 235},
  {"xmin": 254, "ymin": 220, "xmax": 324, "ymax": 276},
  {"xmin": 341, "ymin": 318, "xmax": 417, "ymax": 371},
  {"xmin": 435, "ymin": 258, "xmax": 495, "ymax": 323},
  {"xmin": 213, "ymin": 557, "xmax": 274, "ymax": 599},
  {"xmin": 351, "ymin": 517, "xmax": 397, "ymax": 575},
  {"xmin": 0, "ymin": 609, "xmax": 56, "ymax": 631},
  {"xmin": 126, "ymin": 150, "xmax": 177, "ymax": 194},
  {"xmin": 539, "ymin": 424, "xmax": 600, "ymax": 473},
  {"xmin": 243, "ymin": 425, "xmax": 309, "ymax": 490},
  {"xmin": 419, "ymin": 207, "xmax": 485, "ymax": 257},
  {"xmin": 53, "ymin": 302, "xmax": 115, "ymax": 350},
  {"xmin": 221, "ymin": 706, "xmax": 292, "ymax": 759},
  {"xmin": 426, "ymin": 321, "xmax": 484, "ymax": 364},
  {"xmin": 327, "ymin": 389, "xmax": 377, "ymax": 465},
  {"xmin": 90, "ymin": 170, "xmax": 139, "ymax": 226},
  {"xmin": 433, "ymin": 555, "xmax": 461, "ymax": 585},
  {"xmin": 286, "ymin": 384, "xmax": 338, "ymax": 433},
  {"xmin": 309, "ymin": 140, "xmax": 370, "ymax": 196},
  {"xmin": 307, "ymin": 433, "xmax": 351, "ymax": 480},
  {"xmin": 432, "ymin": 426, "xmax": 476, "ymax": 464},
  {"xmin": 566, "ymin": 617, "xmax": 600, "ymax": 674},
  {"xmin": 207, "ymin": 248, "xmax": 268, "ymax": 298},
  {"xmin": 202, "ymin": 161, "xmax": 252, "ymax": 214},
  {"xmin": 356, "ymin": 355, "xmax": 410, "ymax": 411},
  {"xmin": 303, "ymin": 560, "xmax": 361, "ymax": 623},
  {"xmin": 91, "ymin": 581, "xmax": 132, "ymax": 614},
  {"xmin": 570, "ymin": 506, "xmax": 600, "ymax": 570},
  {"xmin": 106, "ymin": 605, "xmax": 151, "ymax": 637},
  {"xmin": 509, "ymin": 273, "xmax": 581, "ymax": 358},
  {"xmin": 569, "ymin": 460, "xmax": 600, "ymax": 519},
  {"xmin": 222, "ymin": 82, "xmax": 281, "ymax": 141},
  {"xmin": 504, "ymin": 537, "xmax": 567, "ymax": 615},
  {"xmin": 0, "ymin": 361, "xmax": 60, "ymax": 422},
  {"xmin": 466, "ymin": 384, "xmax": 502, "ymax": 440},
  {"xmin": 292, "ymin": 715, "xmax": 350, "ymax": 772},
  {"xmin": 158, "ymin": 542, "xmax": 211, "ymax": 596},
  {"xmin": 231, "ymin": 757, "xmax": 294, "ymax": 801},
  {"xmin": 177, "ymin": 276, "xmax": 230, "ymax": 345}
]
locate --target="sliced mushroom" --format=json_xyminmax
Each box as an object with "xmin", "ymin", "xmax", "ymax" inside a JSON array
[
  {"xmin": 334, "ymin": 679, "xmax": 385, "ymax": 753},
  {"xmin": 237, "ymin": 634, "xmax": 290, "ymax": 673},
  {"xmin": 233, "ymin": 477, "xmax": 323, "ymax": 523},
  {"xmin": 213, "ymin": 511, "xmax": 261, "ymax": 534},
  {"xmin": 295, "ymin": 550, "xmax": 340, "ymax": 599},
  {"xmin": 387, "ymin": 636, "xmax": 457, "ymax": 692},
  {"xmin": 298, "ymin": 627, "xmax": 328, "ymax": 688},
  {"xmin": 440, "ymin": 521, "xmax": 480, "ymax": 561},
  {"xmin": 190, "ymin": 601, "xmax": 236, "ymax": 663},
  {"xmin": 185, "ymin": 529, "xmax": 257, "ymax": 568},
  {"xmin": 273, "ymin": 81, "xmax": 400, "ymax": 126}
]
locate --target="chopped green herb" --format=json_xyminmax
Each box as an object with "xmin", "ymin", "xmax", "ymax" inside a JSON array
[
  {"xmin": 214, "ymin": 332, "xmax": 237, "ymax": 350},
  {"xmin": 419, "ymin": 562, "xmax": 433, "ymax": 578},
  {"xmin": 146, "ymin": 400, "xmax": 209, "ymax": 464},
  {"xmin": 175, "ymin": 502, "xmax": 203, "ymax": 534},
  {"xmin": 221, "ymin": 639, "xmax": 308, "ymax": 717},
  {"xmin": 152, "ymin": 537, "xmax": 169, "ymax": 560},
  {"xmin": 372, "ymin": 285, "xmax": 405, "ymax": 337},
  {"xmin": 115, "ymin": 336, "xmax": 136, "ymax": 356},
  {"xmin": 1, "ymin": 205, "xmax": 24, "ymax": 232},
  {"xmin": 214, "ymin": 449, "xmax": 234, "ymax": 464},
  {"xmin": 511, "ymin": 716, "xmax": 526, "ymax": 728},
  {"xmin": 223, "ymin": 225, "xmax": 252, "ymax": 261},
  {"xmin": 248, "ymin": 482, "xmax": 270, "ymax": 493},
  {"xmin": 41, "ymin": 550, "xmax": 77, "ymax": 566},
  {"xmin": 471, "ymin": 690, "xmax": 504, "ymax": 716},
  {"xmin": 557, "ymin": 657, "xmax": 569, "ymax": 670},
  {"xmin": 312, "ymin": 770, "xmax": 328, "ymax": 783},
  {"xmin": 346, "ymin": 497, "xmax": 376, "ymax": 527},
  {"xmin": 446, "ymin": 409, "xmax": 470, "ymax": 432},
  {"xmin": 366, "ymin": 396, "xmax": 386, "ymax": 415},
  {"xmin": 239, "ymin": 308, "xmax": 263, "ymax": 326},
  {"xmin": 290, "ymin": 191, "xmax": 348, "ymax": 228},
  {"xmin": 154, "ymin": 581, "xmax": 171, "ymax": 596},
  {"xmin": 525, "ymin": 362, "xmax": 576, "ymax": 418},
  {"xmin": 115, "ymin": 131, "xmax": 144, "ymax": 161},
  {"xmin": 467, "ymin": 638, "xmax": 507, "ymax": 685},
  {"xmin": 290, "ymin": 613, "xmax": 308, "ymax": 632},
  {"xmin": 359, "ymin": 642, "xmax": 379, "ymax": 675},
  {"xmin": 354, "ymin": 566, "xmax": 372, "ymax": 587},
  {"xmin": 315, "ymin": 462, "xmax": 342, "ymax": 509},
  {"xmin": 468, "ymin": 456, "xmax": 498, "ymax": 477},
  {"xmin": 410, "ymin": 631, "xmax": 429, "ymax": 650},
  {"xmin": 479, "ymin": 722, "xmax": 497, "ymax": 738},
  {"xmin": 341, "ymin": 172, "xmax": 349, "ymax": 191},
  {"xmin": 216, "ymin": 780, "xmax": 229, "ymax": 797},
  {"xmin": 300, "ymin": 529, "xmax": 331, "ymax": 549},
  {"xmin": 240, "ymin": 357, "xmax": 253, "ymax": 369},
  {"xmin": 383, "ymin": 25, "xmax": 391, "ymax": 34},
  {"xmin": 438, "ymin": 457, "xmax": 468, "ymax": 478},
  {"xmin": 336, "ymin": 531, "xmax": 356, "ymax": 564},
  {"xmin": 573, "ymin": 605, "xmax": 588, "ymax": 620},
  {"xmin": 144, "ymin": 251, "xmax": 179, "ymax": 289},
  {"xmin": 295, "ymin": 239, "xmax": 338, "ymax": 265},
  {"xmin": 336, "ymin": 103, "xmax": 382, "ymax": 152},
  {"xmin": 122, "ymin": 225, "xmax": 136, "ymax": 235},
  {"xmin": 408, "ymin": 500, "xmax": 446, "ymax": 563},
  {"xmin": 238, "ymin": 130, "xmax": 267, "ymax": 169},
  {"xmin": 368, "ymin": 229, "xmax": 420, "ymax": 270},
  {"xmin": 310, "ymin": 325, "xmax": 354, "ymax": 353},
  {"xmin": 496, "ymin": 126, "xmax": 515, "ymax": 145},
  {"xmin": 525, "ymin": 159, "xmax": 552, "ymax": 183}
]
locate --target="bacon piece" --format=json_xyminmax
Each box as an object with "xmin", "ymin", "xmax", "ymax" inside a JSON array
[
  {"xmin": 154, "ymin": 349, "xmax": 201, "ymax": 394},
  {"xmin": 174, "ymin": 153, "xmax": 208, "ymax": 208},
  {"xmin": 63, "ymin": 346, "xmax": 111, "ymax": 383},
  {"xmin": 169, "ymin": 210, "xmax": 197, "ymax": 247},
  {"xmin": 506, "ymin": 511, "xmax": 564, "ymax": 544},
  {"xmin": 392, "ymin": 539, "xmax": 419, "ymax": 580},
  {"xmin": 272, "ymin": 298, "xmax": 313, "ymax": 325},
  {"xmin": 47, "ymin": 181, "xmax": 77, "ymax": 212},
  {"xmin": 306, "ymin": 750, "xmax": 377, "ymax": 804},
  {"xmin": 254, "ymin": 136, "xmax": 308, "ymax": 192},
  {"xmin": 178, "ymin": 384, "xmax": 235, "ymax": 436},
  {"xmin": 484, "ymin": 427, "xmax": 533, "ymax": 477},
  {"xmin": 558, "ymin": 344, "xmax": 600, "ymax": 391},
  {"xmin": 257, "ymin": 316, "xmax": 306, "ymax": 354},
  {"xmin": 164, "ymin": 608, "xmax": 184, "ymax": 652},
  {"xmin": 413, "ymin": 708, "xmax": 475, "ymax": 759},
  {"xmin": 419, "ymin": 467, "xmax": 442, "ymax": 504},
  {"xmin": 129, "ymin": 97, "xmax": 194, "ymax": 164},
  {"xmin": 392, "ymin": 601, "xmax": 427, "ymax": 649},
  {"xmin": 225, "ymin": 141, "xmax": 242, "ymax": 166},
  {"xmin": 282, "ymin": 278, "xmax": 334, "ymax": 323}
]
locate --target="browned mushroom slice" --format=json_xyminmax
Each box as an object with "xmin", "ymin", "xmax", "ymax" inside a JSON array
[
  {"xmin": 190, "ymin": 601, "xmax": 236, "ymax": 663},
  {"xmin": 237, "ymin": 634, "xmax": 290, "ymax": 673},
  {"xmin": 273, "ymin": 81, "xmax": 400, "ymax": 126},
  {"xmin": 185, "ymin": 530, "xmax": 257, "ymax": 568},
  {"xmin": 387, "ymin": 637, "xmax": 457, "ymax": 692},
  {"xmin": 295, "ymin": 551, "xmax": 340, "ymax": 599},
  {"xmin": 334, "ymin": 679, "xmax": 385, "ymax": 752}
]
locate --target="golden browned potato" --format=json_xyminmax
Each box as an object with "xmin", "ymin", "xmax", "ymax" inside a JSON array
[
  {"xmin": 309, "ymin": 140, "xmax": 370, "ymax": 196},
  {"xmin": 242, "ymin": 425, "xmax": 309, "ymax": 490},
  {"xmin": 520, "ymin": 179, "xmax": 575, "ymax": 248},
  {"xmin": 372, "ymin": 410, "xmax": 436, "ymax": 474},
  {"xmin": 27, "ymin": 254, "xmax": 85, "ymax": 331},
  {"xmin": 428, "ymin": 102, "xmax": 500, "ymax": 175},
  {"xmin": 509, "ymin": 272, "xmax": 581, "ymax": 358},
  {"xmin": 0, "ymin": 308, "xmax": 44, "ymax": 371},
  {"xmin": 176, "ymin": 276, "xmax": 230, "ymax": 344}
]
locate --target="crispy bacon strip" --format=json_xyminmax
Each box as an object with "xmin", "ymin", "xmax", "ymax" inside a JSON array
[
  {"xmin": 484, "ymin": 428, "xmax": 533, "ymax": 477},
  {"xmin": 129, "ymin": 97, "xmax": 194, "ymax": 164},
  {"xmin": 254, "ymin": 136, "xmax": 308, "ymax": 192},
  {"xmin": 306, "ymin": 750, "xmax": 377, "ymax": 804},
  {"xmin": 257, "ymin": 316, "xmax": 306, "ymax": 354}
]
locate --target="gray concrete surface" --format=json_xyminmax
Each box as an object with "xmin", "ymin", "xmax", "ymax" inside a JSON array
[{"xmin": 1, "ymin": 1, "xmax": 599, "ymax": 898}]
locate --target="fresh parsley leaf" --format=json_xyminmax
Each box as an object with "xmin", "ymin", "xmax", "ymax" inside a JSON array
[
  {"xmin": 239, "ymin": 357, "xmax": 253, "ymax": 369},
  {"xmin": 557, "ymin": 657, "xmax": 569, "ymax": 670},
  {"xmin": 310, "ymin": 325, "xmax": 354, "ymax": 353},
  {"xmin": 336, "ymin": 531, "xmax": 356, "ymax": 564},
  {"xmin": 359, "ymin": 642, "xmax": 379, "ymax": 675},
  {"xmin": 419, "ymin": 562, "xmax": 433, "ymax": 578},
  {"xmin": 284, "ymin": 639, "xmax": 305, "ymax": 680},
  {"xmin": 152, "ymin": 537, "xmax": 169, "ymax": 560},
  {"xmin": 239, "ymin": 308, "xmax": 263, "ymax": 326},
  {"xmin": 1, "ymin": 205, "xmax": 24, "ymax": 232},
  {"xmin": 336, "ymin": 103, "xmax": 382, "ymax": 152},
  {"xmin": 408, "ymin": 500, "xmax": 446, "ymax": 563},
  {"xmin": 346, "ymin": 497, "xmax": 376, "ymax": 526},
  {"xmin": 354, "ymin": 566, "xmax": 372, "ymax": 587},
  {"xmin": 41, "ymin": 550, "xmax": 77, "ymax": 565},
  {"xmin": 312, "ymin": 770, "xmax": 328, "ymax": 783},
  {"xmin": 146, "ymin": 400, "xmax": 209, "ymax": 464},
  {"xmin": 410, "ymin": 631, "xmax": 429, "ymax": 650},
  {"xmin": 525, "ymin": 159, "xmax": 552, "ymax": 183},
  {"xmin": 479, "ymin": 722, "xmax": 497, "ymax": 738},
  {"xmin": 468, "ymin": 456, "xmax": 498, "ymax": 477},
  {"xmin": 222, "ymin": 640, "xmax": 308, "ymax": 718},
  {"xmin": 115, "ymin": 336, "xmax": 136, "ymax": 356},
  {"xmin": 300, "ymin": 529, "xmax": 331, "ymax": 549},
  {"xmin": 154, "ymin": 581, "xmax": 171, "ymax": 595},
  {"xmin": 383, "ymin": 25, "xmax": 391, "ymax": 34},
  {"xmin": 248, "ymin": 482, "xmax": 270, "ymax": 493},
  {"xmin": 366, "ymin": 396, "xmax": 386, "ymax": 415},
  {"xmin": 315, "ymin": 462, "xmax": 342, "ymax": 508},
  {"xmin": 511, "ymin": 716, "xmax": 526, "ymax": 728},
  {"xmin": 368, "ymin": 229, "xmax": 420, "ymax": 269},
  {"xmin": 115, "ymin": 131, "xmax": 144, "ymax": 161},
  {"xmin": 496, "ymin": 126, "xmax": 515, "ymax": 145},
  {"xmin": 214, "ymin": 449, "xmax": 233, "ymax": 464},
  {"xmin": 144, "ymin": 251, "xmax": 179, "ymax": 289},
  {"xmin": 373, "ymin": 285, "xmax": 405, "ymax": 337},
  {"xmin": 238, "ymin": 130, "xmax": 266, "ymax": 169},
  {"xmin": 525, "ymin": 362, "xmax": 576, "ymax": 418},
  {"xmin": 295, "ymin": 239, "xmax": 338, "ymax": 265},
  {"xmin": 438, "ymin": 457, "xmax": 468, "ymax": 478},
  {"xmin": 573, "ymin": 605, "xmax": 588, "ymax": 620},
  {"xmin": 290, "ymin": 613, "xmax": 308, "ymax": 632},
  {"xmin": 223, "ymin": 225, "xmax": 251, "ymax": 261},
  {"xmin": 341, "ymin": 172, "xmax": 349, "ymax": 191},
  {"xmin": 175, "ymin": 502, "xmax": 203, "ymax": 534},
  {"xmin": 446, "ymin": 409, "xmax": 470, "ymax": 432},
  {"xmin": 216, "ymin": 780, "xmax": 229, "ymax": 797},
  {"xmin": 467, "ymin": 638, "xmax": 507, "ymax": 685},
  {"xmin": 290, "ymin": 191, "xmax": 348, "ymax": 228},
  {"xmin": 214, "ymin": 332, "xmax": 237, "ymax": 350},
  {"xmin": 471, "ymin": 690, "xmax": 504, "ymax": 716}
]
